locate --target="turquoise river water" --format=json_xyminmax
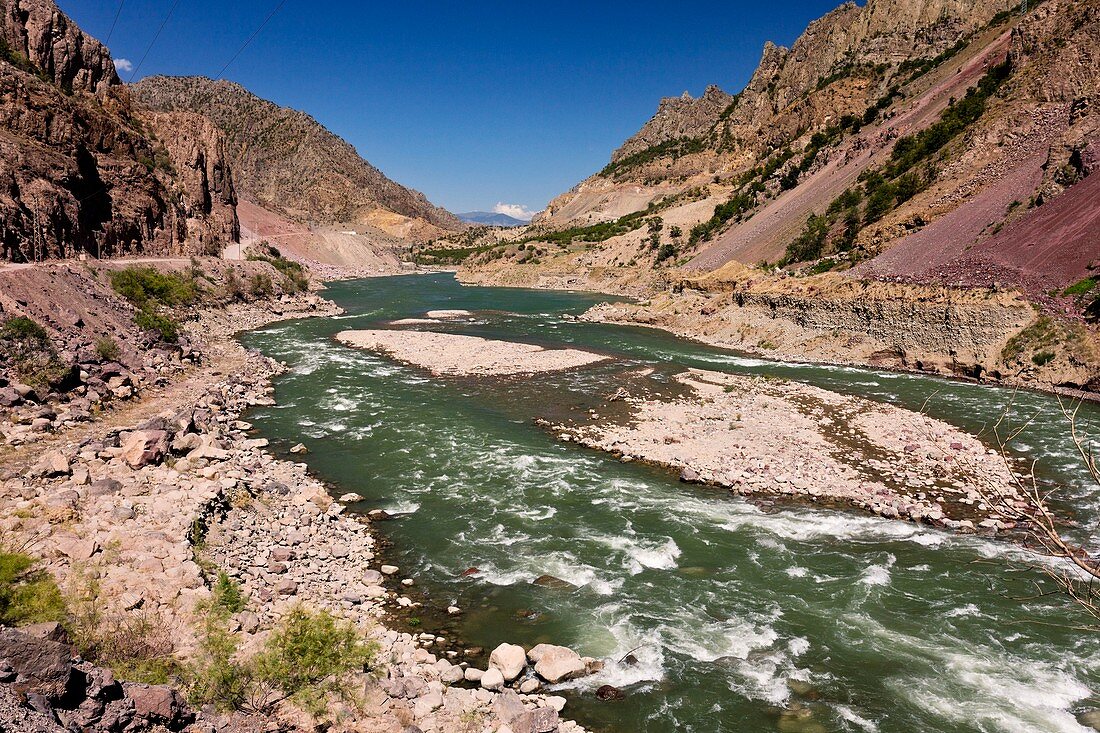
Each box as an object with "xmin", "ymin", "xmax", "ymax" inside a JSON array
[{"xmin": 240, "ymin": 274, "xmax": 1100, "ymax": 733}]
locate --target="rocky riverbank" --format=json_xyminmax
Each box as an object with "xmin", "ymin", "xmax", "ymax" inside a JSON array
[
  {"xmin": 1, "ymin": 291, "xmax": 594, "ymax": 733},
  {"xmin": 545, "ymin": 368, "xmax": 1026, "ymax": 532}
]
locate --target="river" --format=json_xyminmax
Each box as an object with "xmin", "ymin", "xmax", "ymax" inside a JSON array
[{"xmin": 240, "ymin": 273, "xmax": 1100, "ymax": 733}]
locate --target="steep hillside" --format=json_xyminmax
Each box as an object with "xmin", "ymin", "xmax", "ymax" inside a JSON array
[
  {"xmin": 462, "ymin": 0, "xmax": 1097, "ymax": 297},
  {"xmin": 131, "ymin": 76, "xmax": 463, "ymax": 241},
  {"xmin": 0, "ymin": 0, "xmax": 239, "ymax": 262},
  {"xmin": 542, "ymin": 0, "xmax": 1015, "ymax": 225}
]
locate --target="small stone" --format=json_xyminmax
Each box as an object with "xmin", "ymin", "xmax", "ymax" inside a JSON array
[{"xmin": 381, "ymin": 564, "xmax": 399, "ymax": 575}]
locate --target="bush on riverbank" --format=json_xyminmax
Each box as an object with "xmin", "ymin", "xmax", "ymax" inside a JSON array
[
  {"xmin": 0, "ymin": 316, "xmax": 70, "ymax": 388},
  {"xmin": 0, "ymin": 551, "xmax": 67, "ymax": 626},
  {"xmin": 110, "ymin": 267, "xmax": 198, "ymax": 344},
  {"xmin": 187, "ymin": 587, "xmax": 377, "ymax": 718}
]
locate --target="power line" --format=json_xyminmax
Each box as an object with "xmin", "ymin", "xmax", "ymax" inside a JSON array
[
  {"xmin": 105, "ymin": 0, "xmax": 126, "ymax": 44},
  {"xmin": 127, "ymin": 0, "xmax": 182, "ymax": 82},
  {"xmin": 215, "ymin": 0, "xmax": 289, "ymax": 79}
]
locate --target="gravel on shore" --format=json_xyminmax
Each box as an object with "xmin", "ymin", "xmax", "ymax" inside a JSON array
[
  {"xmin": 336, "ymin": 329, "xmax": 608, "ymax": 376},
  {"xmin": 1, "ymin": 295, "xmax": 590, "ymax": 733},
  {"xmin": 549, "ymin": 368, "xmax": 1025, "ymax": 532}
]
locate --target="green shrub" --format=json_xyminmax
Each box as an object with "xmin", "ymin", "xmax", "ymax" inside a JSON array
[
  {"xmin": 654, "ymin": 243, "xmax": 678, "ymax": 265},
  {"xmin": 250, "ymin": 273, "xmax": 274, "ymax": 298},
  {"xmin": 249, "ymin": 606, "xmax": 376, "ymax": 715},
  {"xmin": 0, "ymin": 317, "xmax": 68, "ymax": 388},
  {"xmin": 94, "ymin": 336, "xmax": 121, "ymax": 362},
  {"xmin": 246, "ymin": 249, "xmax": 310, "ymax": 294},
  {"xmin": 0, "ymin": 316, "xmax": 48, "ymax": 343},
  {"xmin": 785, "ymin": 214, "xmax": 830, "ymax": 264},
  {"xmin": 135, "ymin": 309, "xmax": 181, "ymax": 343},
  {"xmin": 110, "ymin": 267, "xmax": 197, "ymax": 309},
  {"xmin": 0, "ymin": 552, "xmax": 67, "ymax": 627},
  {"xmin": 213, "ymin": 572, "xmax": 245, "ymax": 614},
  {"xmin": 1063, "ymin": 278, "xmax": 1098, "ymax": 297},
  {"xmin": 187, "ymin": 604, "xmax": 375, "ymax": 717},
  {"xmin": 1032, "ymin": 350, "xmax": 1056, "ymax": 367}
]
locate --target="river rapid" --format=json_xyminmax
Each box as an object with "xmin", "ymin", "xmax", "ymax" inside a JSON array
[{"xmin": 240, "ymin": 274, "xmax": 1100, "ymax": 733}]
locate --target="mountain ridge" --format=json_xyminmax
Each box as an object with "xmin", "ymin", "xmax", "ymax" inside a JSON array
[{"xmin": 131, "ymin": 75, "xmax": 463, "ymax": 241}]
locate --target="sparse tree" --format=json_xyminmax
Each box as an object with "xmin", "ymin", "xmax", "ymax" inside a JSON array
[{"xmin": 952, "ymin": 394, "xmax": 1100, "ymax": 625}]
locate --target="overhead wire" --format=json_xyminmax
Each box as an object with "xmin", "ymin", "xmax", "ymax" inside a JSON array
[
  {"xmin": 214, "ymin": 0, "xmax": 289, "ymax": 79},
  {"xmin": 104, "ymin": 0, "xmax": 126, "ymax": 45},
  {"xmin": 127, "ymin": 0, "xmax": 182, "ymax": 82}
]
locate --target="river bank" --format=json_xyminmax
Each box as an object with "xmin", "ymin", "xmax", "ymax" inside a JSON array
[
  {"xmin": 457, "ymin": 265, "xmax": 1100, "ymax": 400},
  {"xmin": 0, "ymin": 286, "xmax": 591, "ymax": 732}
]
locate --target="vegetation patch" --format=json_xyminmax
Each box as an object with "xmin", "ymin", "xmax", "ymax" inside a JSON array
[
  {"xmin": 247, "ymin": 243, "xmax": 310, "ymax": 293},
  {"xmin": 600, "ymin": 137, "xmax": 707, "ymax": 179},
  {"xmin": 780, "ymin": 60, "xmax": 1014, "ymax": 268},
  {"xmin": 0, "ymin": 316, "xmax": 69, "ymax": 388},
  {"xmin": 0, "ymin": 551, "xmax": 67, "ymax": 627}
]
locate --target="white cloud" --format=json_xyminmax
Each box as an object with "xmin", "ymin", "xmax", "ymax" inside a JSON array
[
  {"xmin": 114, "ymin": 58, "xmax": 133, "ymax": 74},
  {"xmin": 493, "ymin": 202, "xmax": 537, "ymax": 221}
]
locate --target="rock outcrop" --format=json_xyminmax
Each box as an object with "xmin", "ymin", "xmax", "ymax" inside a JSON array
[
  {"xmin": 0, "ymin": 0, "xmax": 239, "ymax": 261},
  {"xmin": 608, "ymin": 0, "xmax": 1016, "ymax": 168},
  {"xmin": 0, "ymin": 0, "xmax": 119, "ymax": 94},
  {"xmin": 131, "ymin": 75, "xmax": 463, "ymax": 239}
]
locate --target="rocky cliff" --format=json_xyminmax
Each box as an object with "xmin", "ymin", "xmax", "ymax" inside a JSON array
[
  {"xmin": 609, "ymin": 0, "xmax": 1015, "ymax": 170},
  {"xmin": 0, "ymin": 0, "xmax": 239, "ymax": 262},
  {"xmin": 1, "ymin": 0, "xmax": 118, "ymax": 93},
  {"xmin": 131, "ymin": 76, "xmax": 463, "ymax": 240}
]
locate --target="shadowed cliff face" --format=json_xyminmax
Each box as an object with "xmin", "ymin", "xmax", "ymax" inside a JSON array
[
  {"xmin": 131, "ymin": 75, "xmax": 464, "ymax": 238},
  {"xmin": 0, "ymin": 0, "xmax": 239, "ymax": 262}
]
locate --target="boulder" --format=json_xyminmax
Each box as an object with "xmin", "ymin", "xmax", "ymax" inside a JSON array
[
  {"xmin": 186, "ymin": 435, "xmax": 229, "ymax": 461},
  {"xmin": 0, "ymin": 628, "xmax": 74, "ymax": 700},
  {"xmin": 527, "ymin": 644, "xmax": 587, "ymax": 683},
  {"xmin": 29, "ymin": 451, "xmax": 70, "ymax": 478},
  {"xmin": 532, "ymin": 574, "xmax": 577, "ymax": 590},
  {"xmin": 120, "ymin": 430, "xmax": 169, "ymax": 468},
  {"xmin": 122, "ymin": 682, "xmax": 192, "ymax": 727},
  {"xmin": 596, "ymin": 684, "xmax": 625, "ymax": 701},
  {"xmin": 489, "ymin": 643, "xmax": 527, "ymax": 682},
  {"xmin": 88, "ymin": 478, "xmax": 123, "ymax": 496},
  {"xmin": 0, "ymin": 387, "xmax": 22, "ymax": 407},
  {"xmin": 171, "ymin": 432, "xmax": 202, "ymax": 453},
  {"xmin": 479, "ymin": 667, "xmax": 504, "ymax": 691}
]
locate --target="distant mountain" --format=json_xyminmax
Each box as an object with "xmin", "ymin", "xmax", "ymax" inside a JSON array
[
  {"xmin": 131, "ymin": 76, "xmax": 463, "ymax": 240},
  {"xmin": 457, "ymin": 211, "xmax": 528, "ymax": 227}
]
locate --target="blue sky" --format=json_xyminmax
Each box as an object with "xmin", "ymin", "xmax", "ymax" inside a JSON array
[{"xmin": 64, "ymin": 1, "xmax": 843, "ymax": 217}]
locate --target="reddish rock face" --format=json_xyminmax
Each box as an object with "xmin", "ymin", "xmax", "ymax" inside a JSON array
[
  {"xmin": 0, "ymin": 0, "xmax": 239, "ymax": 262},
  {"xmin": 1, "ymin": 0, "xmax": 119, "ymax": 94}
]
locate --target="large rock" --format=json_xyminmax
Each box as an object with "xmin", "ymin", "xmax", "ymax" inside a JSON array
[
  {"xmin": 120, "ymin": 430, "xmax": 169, "ymax": 468},
  {"xmin": 527, "ymin": 644, "xmax": 587, "ymax": 684},
  {"xmin": 479, "ymin": 667, "xmax": 504, "ymax": 691},
  {"xmin": 488, "ymin": 643, "xmax": 527, "ymax": 682},
  {"xmin": 0, "ymin": 628, "xmax": 74, "ymax": 700},
  {"xmin": 121, "ymin": 682, "xmax": 192, "ymax": 727},
  {"xmin": 29, "ymin": 451, "xmax": 70, "ymax": 478},
  {"xmin": 186, "ymin": 434, "xmax": 229, "ymax": 461}
]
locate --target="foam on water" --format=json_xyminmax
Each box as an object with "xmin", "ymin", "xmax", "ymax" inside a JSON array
[{"xmin": 849, "ymin": 612, "xmax": 1096, "ymax": 733}]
